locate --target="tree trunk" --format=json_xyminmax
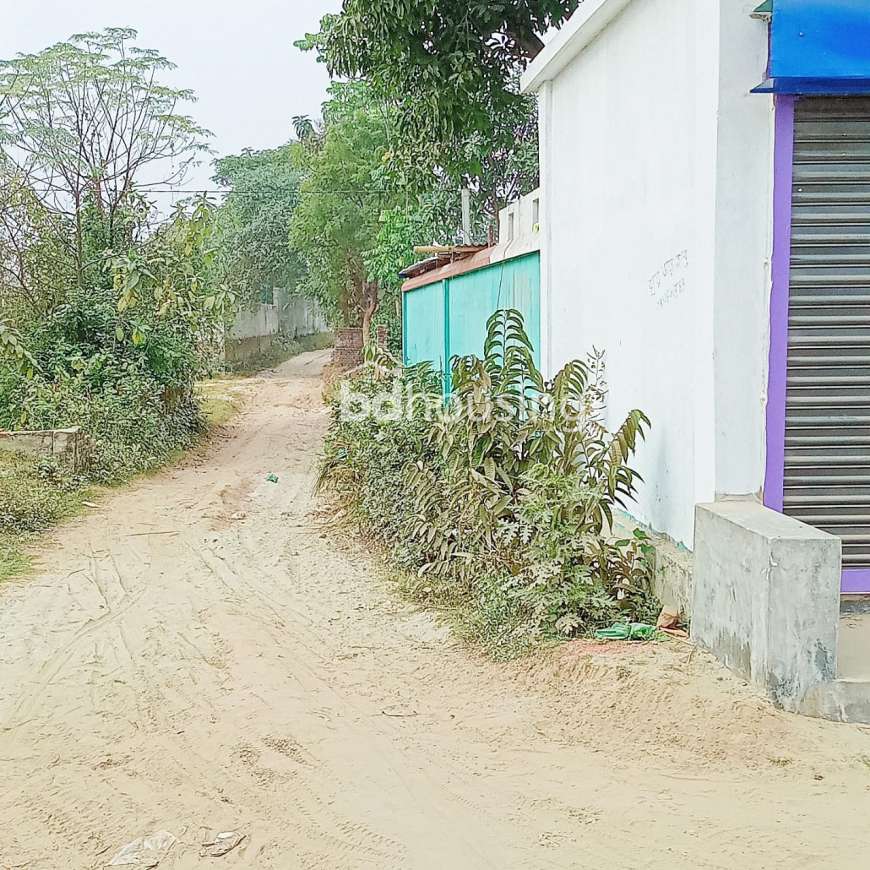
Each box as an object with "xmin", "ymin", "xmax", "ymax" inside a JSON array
[
  {"xmin": 360, "ymin": 281, "xmax": 379, "ymax": 346},
  {"xmin": 74, "ymin": 190, "xmax": 83, "ymax": 288}
]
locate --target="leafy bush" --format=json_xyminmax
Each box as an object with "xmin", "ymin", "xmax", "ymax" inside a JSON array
[
  {"xmin": 319, "ymin": 309, "xmax": 659, "ymax": 655},
  {"xmin": 9, "ymin": 371, "xmax": 201, "ymax": 482},
  {"xmin": 0, "ymin": 451, "xmax": 84, "ymax": 533},
  {"xmin": 318, "ymin": 354, "xmax": 442, "ymax": 566},
  {"xmin": 0, "ymin": 200, "xmax": 230, "ymax": 484}
]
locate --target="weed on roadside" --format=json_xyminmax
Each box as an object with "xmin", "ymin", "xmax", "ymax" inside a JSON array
[{"xmin": 317, "ymin": 309, "xmax": 660, "ymax": 659}]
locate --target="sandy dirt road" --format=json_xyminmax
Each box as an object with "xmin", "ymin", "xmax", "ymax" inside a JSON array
[{"xmin": 2, "ymin": 348, "xmax": 870, "ymax": 869}]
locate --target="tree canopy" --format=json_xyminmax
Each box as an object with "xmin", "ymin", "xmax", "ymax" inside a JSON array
[
  {"xmin": 289, "ymin": 82, "xmax": 396, "ymax": 332},
  {"xmin": 286, "ymin": 77, "xmax": 539, "ymax": 342},
  {"xmin": 0, "ymin": 29, "xmax": 232, "ymax": 481},
  {"xmin": 301, "ymin": 1, "xmax": 580, "ymax": 169},
  {"xmin": 0, "ymin": 27, "xmax": 210, "ymax": 273},
  {"xmin": 213, "ymin": 145, "xmax": 304, "ymax": 304}
]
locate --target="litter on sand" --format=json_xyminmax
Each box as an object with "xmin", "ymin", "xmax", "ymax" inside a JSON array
[
  {"xmin": 200, "ymin": 830, "xmax": 245, "ymax": 858},
  {"xmin": 655, "ymin": 606, "xmax": 690, "ymax": 639},
  {"xmin": 593, "ymin": 622, "xmax": 658, "ymax": 641},
  {"xmin": 266, "ymin": 473, "xmax": 279, "ymax": 483},
  {"xmin": 108, "ymin": 830, "xmax": 176, "ymax": 867}
]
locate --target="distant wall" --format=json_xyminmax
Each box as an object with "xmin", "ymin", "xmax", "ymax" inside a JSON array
[
  {"xmin": 491, "ymin": 188, "xmax": 542, "ymax": 264},
  {"xmin": 226, "ymin": 293, "xmax": 327, "ymax": 363}
]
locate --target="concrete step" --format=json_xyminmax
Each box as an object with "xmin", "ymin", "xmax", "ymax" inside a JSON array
[
  {"xmin": 801, "ymin": 677, "xmax": 870, "ymax": 723},
  {"xmin": 801, "ymin": 611, "xmax": 870, "ymax": 722},
  {"xmin": 838, "ymin": 612, "xmax": 870, "ymax": 681}
]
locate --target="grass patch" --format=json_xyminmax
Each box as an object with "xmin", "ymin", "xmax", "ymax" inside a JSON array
[
  {"xmin": 225, "ymin": 331, "xmax": 333, "ymax": 376},
  {"xmin": 392, "ymin": 568, "xmax": 554, "ymax": 661},
  {"xmin": 0, "ymin": 532, "xmax": 33, "ymax": 584},
  {"xmin": 197, "ymin": 381, "xmax": 244, "ymax": 429},
  {"xmin": 0, "ymin": 450, "xmax": 94, "ymax": 584}
]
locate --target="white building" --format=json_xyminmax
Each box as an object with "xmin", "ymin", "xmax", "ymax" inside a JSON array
[
  {"xmin": 523, "ymin": 0, "xmax": 775, "ymax": 549},
  {"xmin": 522, "ymin": 0, "xmax": 870, "ymax": 721}
]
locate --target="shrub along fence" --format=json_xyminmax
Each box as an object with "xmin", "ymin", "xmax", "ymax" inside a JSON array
[{"xmin": 318, "ymin": 309, "xmax": 657, "ymax": 658}]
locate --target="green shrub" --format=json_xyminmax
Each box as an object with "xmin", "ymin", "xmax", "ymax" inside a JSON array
[
  {"xmin": 4, "ymin": 366, "xmax": 202, "ymax": 483},
  {"xmin": 0, "ymin": 451, "xmax": 84, "ymax": 533},
  {"xmin": 319, "ymin": 310, "xmax": 659, "ymax": 655},
  {"xmin": 0, "ymin": 200, "xmax": 229, "ymax": 485},
  {"xmin": 318, "ymin": 354, "xmax": 442, "ymax": 566}
]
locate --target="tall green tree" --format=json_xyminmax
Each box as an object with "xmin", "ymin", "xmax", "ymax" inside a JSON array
[
  {"xmin": 0, "ymin": 175, "xmax": 74, "ymax": 316},
  {"xmin": 0, "ymin": 31, "xmax": 231, "ymax": 480},
  {"xmin": 289, "ymin": 79, "xmax": 538, "ymax": 342},
  {"xmin": 300, "ymin": 1, "xmax": 579, "ymax": 171},
  {"xmin": 213, "ymin": 145, "xmax": 304, "ymax": 305},
  {"xmin": 0, "ymin": 27, "xmax": 210, "ymax": 279},
  {"xmin": 289, "ymin": 82, "xmax": 397, "ymax": 334},
  {"xmin": 297, "ymin": 12, "xmax": 542, "ymax": 244},
  {"xmin": 364, "ymin": 189, "xmax": 476, "ymax": 350}
]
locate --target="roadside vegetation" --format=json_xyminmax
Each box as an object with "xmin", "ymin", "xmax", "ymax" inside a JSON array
[
  {"xmin": 318, "ymin": 311, "xmax": 658, "ymax": 658},
  {"xmin": 1, "ymin": 5, "xmax": 628, "ymax": 631},
  {"xmin": 304, "ymin": 3, "xmax": 662, "ymax": 657},
  {"xmin": 0, "ymin": 30, "xmax": 257, "ymax": 584},
  {"xmin": 0, "ymin": 386, "xmax": 241, "ymax": 585},
  {"xmin": 0, "ymin": 450, "xmax": 90, "ymax": 583},
  {"xmin": 0, "ymin": 30, "xmax": 233, "ymax": 478},
  {"xmin": 290, "ymin": 26, "xmax": 541, "ymax": 352}
]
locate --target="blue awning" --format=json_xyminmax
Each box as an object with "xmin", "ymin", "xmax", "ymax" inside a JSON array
[
  {"xmin": 754, "ymin": 77, "xmax": 870, "ymax": 95},
  {"xmin": 752, "ymin": 0, "xmax": 870, "ymax": 95}
]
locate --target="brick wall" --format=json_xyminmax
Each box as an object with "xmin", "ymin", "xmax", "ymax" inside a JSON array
[{"xmin": 332, "ymin": 327, "xmax": 364, "ymax": 371}]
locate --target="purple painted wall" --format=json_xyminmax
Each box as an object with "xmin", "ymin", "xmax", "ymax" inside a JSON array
[
  {"xmin": 764, "ymin": 95, "xmax": 795, "ymax": 514},
  {"xmin": 842, "ymin": 569, "xmax": 870, "ymax": 595}
]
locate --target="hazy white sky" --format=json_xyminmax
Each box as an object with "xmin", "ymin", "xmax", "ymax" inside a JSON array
[{"xmin": 1, "ymin": 0, "xmax": 341, "ymax": 196}]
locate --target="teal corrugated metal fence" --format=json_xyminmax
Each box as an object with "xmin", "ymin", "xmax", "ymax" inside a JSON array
[
  {"xmin": 402, "ymin": 280, "xmax": 446, "ymax": 373},
  {"xmin": 403, "ymin": 252, "xmax": 541, "ymax": 388}
]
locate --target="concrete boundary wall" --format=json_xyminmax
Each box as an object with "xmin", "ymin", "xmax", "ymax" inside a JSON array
[
  {"xmin": 692, "ymin": 501, "xmax": 841, "ymax": 712},
  {"xmin": 226, "ymin": 293, "xmax": 326, "ymax": 364},
  {"xmin": 491, "ymin": 188, "xmax": 542, "ymax": 264},
  {"xmin": 0, "ymin": 428, "xmax": 85, "ymax": 469},
  {"xmin": 522, "ymin": 0, "xmax": 775, "ymax": 549}
]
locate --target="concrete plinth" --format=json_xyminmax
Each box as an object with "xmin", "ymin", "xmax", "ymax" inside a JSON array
[
  {"xmin": 692, "ymin": 501, "xmax": 841, "ymax": 713},
  {"xmin": 0, "ymin": 427, "xmax": 85, "ymax": 470}
]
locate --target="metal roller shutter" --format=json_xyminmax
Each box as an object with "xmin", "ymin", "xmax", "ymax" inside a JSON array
[{"xmin": 786, "ymin": 97, "xmax": 870, "ymax": 568}]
